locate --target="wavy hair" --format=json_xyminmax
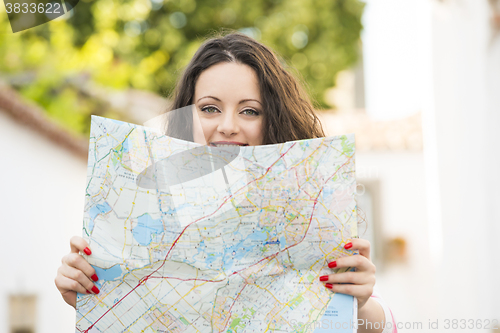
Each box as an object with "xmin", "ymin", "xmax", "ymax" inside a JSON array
[{"xmin": 165, "ymin": 31, "xmax": 325, "ymax": 144}]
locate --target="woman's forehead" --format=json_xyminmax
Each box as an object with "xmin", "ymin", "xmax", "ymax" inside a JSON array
[{"xmin": 194, "ymin": 62, "xmax": 261, "ymax": 102}]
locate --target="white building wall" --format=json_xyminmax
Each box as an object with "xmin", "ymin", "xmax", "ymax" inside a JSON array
[
  {"xmin": 362, "ymin": 0, "xmax": 428, "ymax": 120},
  {"xmin": 356, "ymin": 152, "xmax": 435, "ymax": 328},
  {"xmin": 429, "ymin": 0, "xmax": 500, "ymax": 322},
  {"xmin": 361, "ymin": 0, "xmax": 500, "ymax": 330},
  {"xmin": 0, "ymin": 111, "xmax": 87, "ymax": 333}
]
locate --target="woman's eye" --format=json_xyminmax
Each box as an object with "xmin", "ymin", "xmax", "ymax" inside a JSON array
[
  {"xmin": 241, "ymin": 109, "xmax": 259, "ymax": 116},
  {"xmin": 201, "ymin": 106, "xmax": 219, "ymax": 113}
]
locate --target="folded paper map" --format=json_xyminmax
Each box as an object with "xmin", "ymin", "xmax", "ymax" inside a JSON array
[{"xmin": 76, "ymin": 115, "xmax": 358, "ymax": 333}]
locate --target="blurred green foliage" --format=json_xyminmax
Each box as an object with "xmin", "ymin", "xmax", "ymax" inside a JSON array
[{"xmin": 0, "ymin": 0, "xmax": 364, "ymax": 136}]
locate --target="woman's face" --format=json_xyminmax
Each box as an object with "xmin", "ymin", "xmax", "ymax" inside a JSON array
[{"xmin": 192, "ymin": 62, "xmax": 264, "ymax": 147}]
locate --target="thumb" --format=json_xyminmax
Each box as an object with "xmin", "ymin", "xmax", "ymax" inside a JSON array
[
  {"xmin": 345, "ymin": 238, "xmax": 371, "ymax": 261},
  {"xmin": 69, "ymin": 236, "xmax": 91, "ymax": 255}
]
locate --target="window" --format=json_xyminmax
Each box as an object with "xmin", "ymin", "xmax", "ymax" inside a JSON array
[{"xmin": 9, "ymin": 294, "xmax": 36, "ymax": 333}]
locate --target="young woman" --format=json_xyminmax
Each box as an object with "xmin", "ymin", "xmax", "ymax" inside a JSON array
[{"xmin": 55, "ymin": 32, "xmax": 396, "ymax": 333}]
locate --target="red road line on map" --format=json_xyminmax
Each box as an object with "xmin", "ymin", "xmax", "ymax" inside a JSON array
[
  {"xmin": 221, "ymin": 283, "xmax": 248, "ymax": 331},
  {"xmin": 82, "ymin": 145, "xmax": 353, "ymax": 332},
  {"xmin": 215, "ymin": 155, "xmax": 355, "ymax": 330},
  {"xmin": 81, "ymin": 143, "xmax": 298, "ymax": 331},
  {"xmin": 162, "ymin": 143, "xmax": 298, "ymax": 262},
  {"xmin": 281, "ymin": 156, "xmax": 353, "ymax": 253}
]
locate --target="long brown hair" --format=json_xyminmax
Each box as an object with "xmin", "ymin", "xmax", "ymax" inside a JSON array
[{"xmin": 165, "ymin": 31, "xmax": 325, "ymax": 144}]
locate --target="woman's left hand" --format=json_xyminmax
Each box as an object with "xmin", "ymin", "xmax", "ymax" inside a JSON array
[{"xmin": 319, "ymin": 238, "xmax": 376, "ymax": 310}]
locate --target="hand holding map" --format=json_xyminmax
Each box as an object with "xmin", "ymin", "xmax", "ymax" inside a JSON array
[{"xmin": 320, "ymin": 238, "xmax": 376, "ymax": 310}]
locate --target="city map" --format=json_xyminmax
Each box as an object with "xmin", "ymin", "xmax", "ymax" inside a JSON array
[{"xmin": 76, "ymin": 115, "xmax": 358, "ymax": 333}]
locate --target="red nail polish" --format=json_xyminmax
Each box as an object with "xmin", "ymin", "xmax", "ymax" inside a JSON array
[
  {"xmin": 91, "ymin": 274, "xmax": 98, "ymax": 282},
  {"xmin": 344, "ymin": 242, "xmax": 353, "ymax": 250},
  {"xmin": 325, "ymin": 283, "xmax": 333, "ymax": 289},
  {"xmin": 86, "ymin": 290, "xmax": 91, "ymax": 294},
  {"xmin": 83, "ymin": 247, "xmax": 92, "ymax": 255},
  {"xmin": 319, "ymin": 275, "xmax": 329, "ymax": 282},
  {"xmin": 328, "ymin": 261, "xmax": 337, "ymax": 268},
  {"xmin": 91, "ymin": 286, "xmax": 100, "ymax": 294}
]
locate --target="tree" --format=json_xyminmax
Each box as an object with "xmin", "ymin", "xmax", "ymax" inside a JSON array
[{"xmin": 0, "ymin": 0, "xmax": 364, "ymax": 136}]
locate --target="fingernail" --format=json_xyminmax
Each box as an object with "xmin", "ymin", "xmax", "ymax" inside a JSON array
[
  {"xmin": 325, "ymin": 283, "xmax": 333, "ymax": 289},
  {"xmin": 91, "ymin": 286, "xmax": 100, "ymax": 294},
  {"xmin": 83, "ymin": 247, "xmax": 92, "ymax": 255},
  {"xmin": 91, "ymin": 274, "xmax": 98, "ymax": 282},
  {"xmin": 344, "ymin": 242, "xmax": 353, "ymax": 250},
  {"xmin": 328, "ymin": 261, "xmax": 337, "ymax": 268},
  {"xmin": 86, "ymin": 290, "xmax": 91, "ymax": 294},
  {"xmin": 319, "ymin": 275, "xmax": 329, "ymax": 282}
]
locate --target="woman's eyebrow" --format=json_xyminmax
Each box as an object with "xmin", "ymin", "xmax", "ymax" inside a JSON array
[
  {"xmin": 197, "ymin": 96, "xmax": 221, "ymax": 103},
  {"xmin": 239, "ymin": 99, "xmax": 262, "ymax": 106},
  {"xmin": 196, "ymin": 96, "xmax": 262, "ymax": 106}
]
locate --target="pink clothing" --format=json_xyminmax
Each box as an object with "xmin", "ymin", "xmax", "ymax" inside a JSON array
[{"xmin": 370, "ymin": 286, "xmax": 397, "ymax": 333}]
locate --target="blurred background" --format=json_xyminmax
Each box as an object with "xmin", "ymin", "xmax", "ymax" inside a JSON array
[{"xmin": 1, "ymin": 0, "xmax": 499, "ymax": 332}]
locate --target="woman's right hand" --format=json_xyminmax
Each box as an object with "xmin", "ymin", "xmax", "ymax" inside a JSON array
[{"xmin": 54, "ymin": 236, "xmax": 100, "ymax": 308}]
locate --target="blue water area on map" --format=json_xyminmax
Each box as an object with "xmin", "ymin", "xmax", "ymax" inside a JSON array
[
  {"xmin": 92, "ymin": 265, "xmax": 122, "ymax": 282},
  {"xmin": 312, "ymin": 293, "xmax": 355, "ymax": 333},
  {"xmin": 205, "ymin": 254, "xmax": 219, "ymax": 265},
  {"xmin": 222, "ymin": 229, "xmax": 271, "ymax": 272},
  {"xmin": 192, "ymin": 240, "xmax": 219, "ymax": 267},
  {"xmin": 90, "ymin": 265, "xmax": 123, "ymax": 289},
  {"xmin": 122, "ymin": 139, "xmax": 130, "ymax": 153},
  {"xmin": 223, "ymin": 243, "xmax": 245, "ymax": 258},
  {"xmin": 196, "ymin": 240, "xmax": 206, "ymax": 252},
  {"xmin": 88, "ymin": 202, "xmax": 112, "ymax": 232},
  {"xmin": 133, "ymin": 214, "xmax": 164, "ymax": 246},
  {"xmin": 279, "ymin": 236, "xmax": 287, "ymax": 249},
  {"xmin": 322, "ymin": 186, "xmax": 335, "ymax": 201}
]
